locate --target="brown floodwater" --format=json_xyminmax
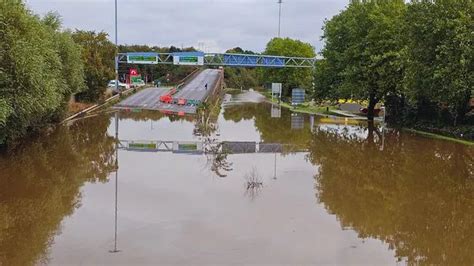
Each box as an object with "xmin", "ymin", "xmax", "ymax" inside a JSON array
[{"xmin": 0, "ymin": 101, "xmax": 472, "ymax": 265}]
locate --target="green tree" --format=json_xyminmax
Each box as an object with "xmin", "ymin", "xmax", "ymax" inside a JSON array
[
  {"xmin": 42, "ymin": 12, "xmax": 86, "ymax": 117},
  {"xmin": 312, "ymin": 59, "xmax": 339, "ymax": 102},
  {"xmin": 318, "ymin": 0, "xmax": 406, "ymax": 120},
  {"xmin": 224, "ymin": 47, "xmax": 259, "ymax": 90},
  {"xmin": 0, "ymin": 2, "xmax": 85, "ymax": 146},
  {"xmin": 259, "ymin": 38, "xmax": 315, "ymax": 97},
  {"xmin": 403, "ymin": 0, "xmax": 473, "ymax": 126},
  {"xmin": 72, "ymin": 30, "xmax": 115, "ymax": 102}
]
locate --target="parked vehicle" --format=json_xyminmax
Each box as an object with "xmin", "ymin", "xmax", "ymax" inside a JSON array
[
  {"xmin": 359, "ymin": 107, "xmax": 381, "ymax": 116},
  {"xmin": 108, "ymin": 80, "xmax": 130, "ymax": 90}
]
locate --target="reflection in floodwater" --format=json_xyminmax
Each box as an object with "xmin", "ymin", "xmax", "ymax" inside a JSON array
[
  {"xmin": 291, "ymin": 113, "xmax": 305, "ymax": 129},
  {"xmin": 244, "ymin": 167, "xmax": 264, "ymax": 200},
  {"xmin": 110, "ymin": 112, "xmax": 120, "ymax": 253},
  {"xmin": 0, "ymin": 100, "xmax": 472, "ymax": 265},
  {"xmin": 224, "ymin": 102, "xmax": 473, "ymax": 264},
  {"xmin": 0, "ymin": 115, "xmax": 115, "ymax": 265},
  {"xmin": 307, "ymin": 125, "xmax": 474, "ymax": 265},
  {"xmin": 204, "ymin": 140, "xmax": 233, "ymax": 178}
]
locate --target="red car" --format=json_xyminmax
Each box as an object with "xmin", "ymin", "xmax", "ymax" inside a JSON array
[{"xmin": 360, "ymin": 108, "xmax": 381, "ymax": 116}]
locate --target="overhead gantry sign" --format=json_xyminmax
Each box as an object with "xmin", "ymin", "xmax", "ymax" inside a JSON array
[{"xmin": 118, "ymin": 52, "xmax": 316, "ymax": 68}]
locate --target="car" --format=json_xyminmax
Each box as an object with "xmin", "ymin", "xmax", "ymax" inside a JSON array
[
  {"xmin": 108, "ymin": 80, "xmax": 130, "ymax": 90},
  {"xmin": 359, "ymin": 107, "xmax": 381, "ymax": 116}
]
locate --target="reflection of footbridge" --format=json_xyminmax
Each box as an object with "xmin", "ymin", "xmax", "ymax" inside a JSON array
[{"xmin": 118, "ymin": 140, "xmax": 308, "ymax": 154}]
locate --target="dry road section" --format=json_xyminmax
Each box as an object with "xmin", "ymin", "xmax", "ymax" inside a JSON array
[{"xmin": 114, "ymin": 69, "xmax": 221, "ymax": 114}]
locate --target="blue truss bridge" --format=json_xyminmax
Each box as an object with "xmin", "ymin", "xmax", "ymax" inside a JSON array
[{"xmin": 118, "ymin": 51, "xmax": 316, "ymax": 68}]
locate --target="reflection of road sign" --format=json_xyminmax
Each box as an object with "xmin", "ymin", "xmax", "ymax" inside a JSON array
[
  {"xmin": 222, "ymin": 142, "xmax": 256, "ymax": 154},
  {"xmin": 291, "ymin": 113, "xmax": 304, "ymax": 129},
  {"xmin": 127, "ymin": 53, "xmax": 158, "ymax": 64},
  {"xmin": 128, "ymin": 141, "xmax": 157, "ymax": 150},
  {"xmin": 292, "ymin": 88, "xmax": 305, "ymax": 105},
  {"xmin": 173, "ymin": 52, "xmax": 204, "ymax": 66},
  {"xmin": 172, "ymin": 141, "xmax": 203, "ymax": 154},
  {"xmin": 259, "ymin": 143, "xmax": 282, "ymax": 153},
  {"xmin": 271, "ymin": 104, "xmax": 281, "ymax": 118}
]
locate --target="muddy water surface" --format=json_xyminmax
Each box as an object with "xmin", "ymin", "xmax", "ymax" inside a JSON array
[{"xmin": 0, "ymin": 101, "xmax": 472, "ymax": 265}]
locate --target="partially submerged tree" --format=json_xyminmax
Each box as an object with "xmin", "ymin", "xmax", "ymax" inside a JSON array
[
  {"xmin": 318, "ymin": 0, "xmax": 406, "ymax": 120},
  {"xmin": 0, "ymin": 3, "xmax": 85, "ymax": 145},
  {"xmin": 316, "ymin": 0, "xmax": 473, "ymax": 126}
]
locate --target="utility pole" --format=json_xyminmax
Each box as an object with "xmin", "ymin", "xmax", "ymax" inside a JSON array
[{"xmin": 278, "ymin": 0, "xmax": 283, "ymax": 37}]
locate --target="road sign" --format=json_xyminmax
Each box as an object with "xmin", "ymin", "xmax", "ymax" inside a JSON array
[
  {"xmin": 129, "ymin": 69, "xmax": 138, "ymax": 75},
  {"xmin": 292, "ymin": 88, "xmax": 305, "ymax": 105},
  {"xmin": 173, "ymin": 52, "xmax": 204, "ymax": 66},
  {"xmin": 271, "ymin": 83, "xmax": 282, "ymax": 102},
  {"xmin": 272, "ymin": 83, "xmax": 282, "ymax": 94},
  {"xmin": 131, "ymin": 76, "xmax": 142, "ymax": 84},
  {"xmin": 127, "ymin": 53, "xmax": 158, "ymax": 64}
]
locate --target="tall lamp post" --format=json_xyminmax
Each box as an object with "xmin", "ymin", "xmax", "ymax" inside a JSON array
[
  {"xmin": 277, "ymin": 0, "xmax": 283, "ymax": 37},
  {"xmin": 110, "ymin": 0, "xmax": 120, "ymax": 254},
  {"xmin": 114, "ymin": 0, "xmax": 119, "ymax": 96}
]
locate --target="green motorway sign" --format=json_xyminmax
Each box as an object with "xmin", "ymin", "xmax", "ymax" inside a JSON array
[
  {"xmin": 127, "ymin": 54, "xmax": 158, "ymax": 64},
  {"xmin": 179, "ymin": 56, "xmax": 198, "ymax": 63}
]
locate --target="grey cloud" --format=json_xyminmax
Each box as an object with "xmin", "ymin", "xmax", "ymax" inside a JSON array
[{"xmin": 26, "ymin": 0, "xmax": 348, "ymax": 53}]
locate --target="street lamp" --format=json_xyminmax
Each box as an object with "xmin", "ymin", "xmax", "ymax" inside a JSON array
[
  {"xmin": 114, "ymin": 0, "xmax": 119, "ymax": 96},
  {"xmin": 109, "ymin": 1, "xmax": 120, "ymax": 254},
  {"xmin": 278, "ymin": 0, "xmax": 283, "ymax": 37}
]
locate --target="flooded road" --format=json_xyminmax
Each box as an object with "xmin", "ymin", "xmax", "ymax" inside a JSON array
[{"xmin": 0, "ymin": 99, "xmax": 472, "ymax": 265}]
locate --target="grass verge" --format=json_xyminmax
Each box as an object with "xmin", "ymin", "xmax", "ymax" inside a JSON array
[
  {"xmin": 404, "ymin": 128, "xmax": 474, "ymax": 146},
  {"xmin": 262, "ymin": 91, "xmax": 347, "ymax": 117}
]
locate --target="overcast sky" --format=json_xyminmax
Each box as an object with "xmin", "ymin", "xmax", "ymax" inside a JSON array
[{"xmin": 25, "ymin": 0, "xmax": 348, "ymax": 54}]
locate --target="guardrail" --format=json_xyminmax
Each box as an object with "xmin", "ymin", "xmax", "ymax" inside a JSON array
[{"xmin": 61, "ymin": 85, "xmax": 146, "ymax": 123}]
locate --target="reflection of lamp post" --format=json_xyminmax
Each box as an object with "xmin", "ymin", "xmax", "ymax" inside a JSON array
[
  {"xmin": 380, "ymin": 106, "xmax": 386, "ymax": 151},
  {"xmin": 110, "ymin": 111, "xmax": 120, "ymax": 253},
  {"xmin": 273, "ymin": 153, "xmax": 277, "ymax": 180}
]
